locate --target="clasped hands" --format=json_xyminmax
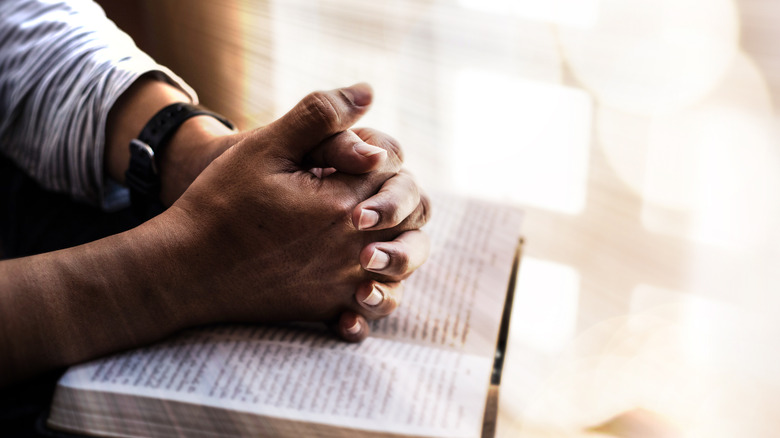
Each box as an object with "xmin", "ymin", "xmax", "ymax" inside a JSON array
[{"xmin": 161, "ymin": 83, "xmax": 430, "ymax": 341}]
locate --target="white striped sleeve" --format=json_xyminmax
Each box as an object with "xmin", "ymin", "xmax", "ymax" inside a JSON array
[{"xmin": 0, "ymin": 0, "xmax": 197, "ymax": 210}]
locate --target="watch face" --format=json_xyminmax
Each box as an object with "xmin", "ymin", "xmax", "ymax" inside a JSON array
[
  {"xmin": 130, "ymin": 139, "xmax": 157, "ymax": 175},
  {"xmin": 126, "ymin": 139, "xmax": 161, "ymax": 199}
]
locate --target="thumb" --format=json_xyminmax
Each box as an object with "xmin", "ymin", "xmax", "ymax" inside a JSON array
[{"xmin": 266, "ymin": 83, "xmax": 373, "ymax": 163}]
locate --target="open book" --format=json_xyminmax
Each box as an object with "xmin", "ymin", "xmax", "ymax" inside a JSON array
[{"xmin": 47, "ymin": 193, "xmax": 524, "ymax": 438}]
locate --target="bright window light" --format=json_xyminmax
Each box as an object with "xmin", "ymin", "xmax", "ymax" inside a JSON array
[
  {"xmin": 557, "ymin": 0, "xmax": 738, "ymax": 115},
  {"xmin": 640, "ymin": 54, "xmax": 777, "ymax": 250},
  {"xmin": 450, "ymin": 70, "xmax": 592, "ymax": 215},
  {"xmin": 510, "ymin": 257, "xmax": 581, "ymax": 353},
  {"xmin": 458, "ymin": 0, "xmax": 600, "ymax": 28}
]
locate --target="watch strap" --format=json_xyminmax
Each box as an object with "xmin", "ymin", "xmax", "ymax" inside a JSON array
[
  {"xmin": 136, "ymin": 102, "xmax": 234, "ymax": 154},
  {"xmin": 126, "ymin": 102, "xmax": 234, "ymax": 219}
]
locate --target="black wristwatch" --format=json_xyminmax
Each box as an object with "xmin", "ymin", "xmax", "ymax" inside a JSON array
[{"xmin": 125, "ymin": 102, "xmax": 234, "ymax": 219}]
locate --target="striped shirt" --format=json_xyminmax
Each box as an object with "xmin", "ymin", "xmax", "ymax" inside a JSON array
[{"xmin": 0, "ymin": 0, "xmax": 196, "ymax": 211}]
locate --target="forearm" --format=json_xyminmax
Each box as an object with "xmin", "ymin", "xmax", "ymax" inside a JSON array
[
  {"xmin": 105, "ymin": 76, "xmax": 235, "ymax": 205},
  {"xmin": 0, "ymin": 78, "xmax": 233, "ymax": 386},
  {"xmin": 0, "ymin": 209, "xmax": 206, "ymax": 387},
  {"xmin": 0, "ymin": 83, "xmax": 432, "ymax": 387},
  {"xmin": 0, "ymin": 0, "xmax": 196, "ymax": 207}
]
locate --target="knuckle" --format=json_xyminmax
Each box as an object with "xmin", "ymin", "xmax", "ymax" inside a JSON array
[
  {"xmin": 381, "ymin": 296, "xmax": 399, "ymax": 315},
  {"xmin": 386, "ymin": 284, "xmax": 403, "ymax": 310},
  {"xmin": 370, "ymin": 284, "xmax": 399, "ymax": 316},
  {"xmin": 378, "ymin": 199, "xmax": 404, "ymax": 228},
  {"xmin": 390, "ymin": 248, "xmax": 411, "ymax": 274},
  {"xmin": 323, "ymin": 195, "xmax": 356, "ymax": 227},
  {"xmin": 401, "ymin": 173, "xmax": 421, "ymax": 211},
  {"xmin": 335, "ymin": 200, "xmax": 356, "ymax": 223},
  {"xmin": 361, "ymin": 128, "xmax": 404, "ymax": 162},
  {"xmin": 303, "ymin": 91, "xmax": 341, "ymax": 132},
  {"xmin": 380, "ymin": 133, "xmax": 404, "ymax": 162},
  {"xmin": 388, "ymin": 208, "xmax": 405, "ymax": 228},
  {"xmin": 418, "ymin": 192, "xmax": 432, "ymax": 225},
  {"xmin": 399, "ymin": 193, "xmax": 431, "ymax": 231},
  {"xmin": 320, "ymin": 138, "xmax": 339, "ymax": 164},
  {"xmin": 337, "ymin": 88, "xmax": 356, "ymax": 106},
  {"xmin": 373, "ymin": 175, "xmax": 420, "ymax": 228}
]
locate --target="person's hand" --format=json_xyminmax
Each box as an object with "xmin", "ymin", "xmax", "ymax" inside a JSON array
[
  {"xmin": 0, "ymin": 84, "xmax": 431, "ymax": 385},
  {"xmin": 311, "ymin": 135, "xmax": 430, "ymax": 341},
  {"xmin": 107, "ymin": 78, "xmax": 428, "ymax": 341},
  {"xmin": 160, "ymin": 84, "xmax": 430, "ymax": 338},
  {"xmin": 311, "ymin": 128, "xmax": 431, "ymax": 341}
]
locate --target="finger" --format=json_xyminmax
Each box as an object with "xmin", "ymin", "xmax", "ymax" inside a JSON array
[
  {"xmin": 352, "ymin": 170, "xmax": 431, "ymax": 230},
  {"xmin": 352, "ymin": 127, "xmax": 404, "ymax": 168},
  {"xmin": 305, "ymin": 130, "xmax": 386, "ymax": 174},
  {"xmin": 354, "ymin": 281, "xmax": 403, "ymax": 319},
  {"xmin": 360, "ymin": 229, "xmax": 431, "ymax": 279},
  {"xmin": 268, "ymin": 83, "xmax": 373, "ymax": 161},
  {"xmin": 336, "ymin": 311, "xmax": 370, "ymax": 342},
  {"xmin": 308, "ymin": 167, "xmax": 337, "ymax": 179},
  {"xmin": 318, "ymin": 127, "xmax": 407, "ymax": 200}
]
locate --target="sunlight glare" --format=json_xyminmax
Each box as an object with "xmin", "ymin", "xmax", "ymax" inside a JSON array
[
  {"xmin": 558, "ymin": 0, "xmax": 739, "ymax": 115},
  {"xmin": 511, "ymin": 257, "xmax": 580, "ymax": 353},
  {"xmin": 458, "ymin": 0, "xmax": 599, "ymax": 28},
  {"xmin": 640, "ymin": 54, "xmax": 777, "ymax": 249},
  {"xmin": 450, "ymin": 70, "xmax": 591, "ymax": 214}
]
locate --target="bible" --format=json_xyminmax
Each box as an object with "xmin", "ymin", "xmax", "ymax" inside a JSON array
[{"xmin": 47, "ymin": 193, "xmax": 524, "ymax": 438}]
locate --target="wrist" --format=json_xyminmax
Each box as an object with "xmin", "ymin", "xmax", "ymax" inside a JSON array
[
  {"xmin": 158, "ymin": 116, "xmax": 235, "ymax": 206},
  {"xmin": 106, "ymin": 76, "xmax": 191, "ymax": 185},
  {"xmin": 119, "ymin": 206, "xmax": 217, "ymax": 329},
  {"xmin": 106, "ymin": 76, "xmax": 237, "ymax": 208}
]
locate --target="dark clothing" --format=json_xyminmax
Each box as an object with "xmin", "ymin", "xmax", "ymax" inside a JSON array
[
  {"xmin": 0, "ymin": 154, "xmax": 141, "ymax": 259},
  {"xmin": 0, "ymin": 154, "xmax": 141, "ymax": 437}
]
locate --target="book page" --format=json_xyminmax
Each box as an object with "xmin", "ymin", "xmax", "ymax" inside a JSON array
[
  {"xmin": 371, "ymin": 193, "xmax": 523, "ymax": 357},
  {"xmin": 57, "ymin": 325, "xmax": 491, "ymax": 437},
  {"xmin": 53, "ymin": 193, "xmax": 523, "ymax": 438}
]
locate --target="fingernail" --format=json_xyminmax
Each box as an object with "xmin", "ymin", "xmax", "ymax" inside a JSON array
[
  {"xmin": 366, "ymin": 248, "xmax": 390, "ymax": 271},
  {"xmin": 343, "ymin": 83, "xmax": 372, "ymax": 106},
  {"xmin": 346, "ymin": 319, "xmax": 362, "ymax": 334},
  {"xmin": 362, "ymin": 286, "xmax": 383, "ymax": 306},
  {"xmin": 358, "ymin": 209, "xmax": 380, "ymax": 230},
  {"xmin": 354, "ymin": 143, "xmax": 385, "ymax": 158}
]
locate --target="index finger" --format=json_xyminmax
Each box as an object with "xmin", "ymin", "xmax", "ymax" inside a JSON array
[{"xmin": 352, "ymin": 170, "xmax": 430, "ymax": 231}]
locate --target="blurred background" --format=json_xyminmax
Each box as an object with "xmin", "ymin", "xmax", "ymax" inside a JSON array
[{"xmin": 98, "ymin": 0, "xmax": 780, "ymax": 436}]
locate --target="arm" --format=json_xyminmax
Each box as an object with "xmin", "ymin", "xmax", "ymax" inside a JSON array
[
  {"xmin": 104, "ymin": 74, "xmax": 234, "ymax": 205},
  {"xmin": 0, "ymin": 84, "xmax": 430, "ymax": 388},
  {"xmin": 101, "ymin": 76, "xmax": 429, "ymax": 341},
  {"xmin": 0, "ymin": 1, "xmax": 430, "ymax": 385},
  {"xmin": 0, "ymin": 0, "xmax": 196, "ymax": 209},
  {"xmin": 0, "ymin": 206, "xmax": 199, "ymax": 386},
  {"xmin": 0, "ymin": 74, "xmax": 207, "ymax": 384}
]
